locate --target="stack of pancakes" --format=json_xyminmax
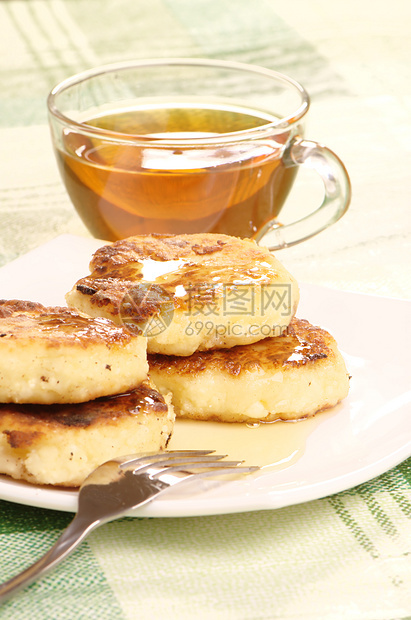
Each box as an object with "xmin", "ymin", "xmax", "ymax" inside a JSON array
[
  {"xmin": 0, "ymin": 301, "xmax": 174, "ymax": 487},
  {"xmin": 66, "ymin": 233, "xmax": 350, "ymax": 425},
  {"xmin": 0, "ymin": 233, "xmax": 349, "ymax": 487}
]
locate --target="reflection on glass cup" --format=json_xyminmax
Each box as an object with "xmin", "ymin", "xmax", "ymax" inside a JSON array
[{"xmin": 47, "ymin": 58, "xmax": 351, "ymax": 250}]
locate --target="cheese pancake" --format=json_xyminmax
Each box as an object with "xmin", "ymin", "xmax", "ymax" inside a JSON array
[
  {"xmin": 0, "ymin": 300, "xmax": 147, "ymax": 404},
  {"xmin": 66, "ymin": 233, "xmax": 299, "ymax": 356},
  {"xmin": 149, "ymin": 318, "xmax": 350, "ymax": 423},
  {"xmin": 0, "ymin": 381, "xmax": 174, "ymax": 486}
]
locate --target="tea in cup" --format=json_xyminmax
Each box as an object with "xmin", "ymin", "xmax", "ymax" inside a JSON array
[{"xmin": 48, "ymin": 58, "xmax": 350, "ymax": 250}]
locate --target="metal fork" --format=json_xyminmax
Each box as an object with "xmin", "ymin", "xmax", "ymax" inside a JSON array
[{"xmin": 0, "ymin": 450, "xmax": 258, "ymax": 603}]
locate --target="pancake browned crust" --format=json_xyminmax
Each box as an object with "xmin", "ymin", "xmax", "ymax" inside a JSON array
[
  {"xmin": 0, "ymin": 299, "xmax": 148, "ymax": 404},
  {"xmin": 148, "ymin": 318, "xmax": 350, "ymax": 423},
  {"xmin": 66, "ymin": 233, "xmax": 299, "ymax": 356},
  {"xmin": 0, "ymin": 381, "xmax": 175, "ymax": 486}
]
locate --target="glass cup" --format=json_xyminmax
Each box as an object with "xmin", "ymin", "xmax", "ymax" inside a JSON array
[{"xmin": 47, "ymin": 58, "xmax": 351, "ymax": 250}]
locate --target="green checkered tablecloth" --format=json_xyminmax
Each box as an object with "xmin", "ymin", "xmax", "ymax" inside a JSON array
[{"xmin": 0, "ymin": 1, "xmax": 410, "ymax": 618}]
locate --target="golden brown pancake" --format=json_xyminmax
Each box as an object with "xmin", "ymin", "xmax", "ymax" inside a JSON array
[
  {"xmin": 0, "ymin": 299, "xmax": 147, "ymax": 404},
  {"xmin": 66, "ymin": 233, "xmax": 299, "ymax": 356},
  {"xmin": 149, "ymin": 318, "xmax": 350, "ymax": 423},
  {"xmin": 0, "ymin": 380, "xmax": 174, "ymax": 486}
]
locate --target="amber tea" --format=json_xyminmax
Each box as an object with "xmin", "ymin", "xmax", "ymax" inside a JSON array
[
  {"xmin": 49, "ymin": 59, "xmax": 350, "ymax": 249},
  {"xmin": 56, "ymin": 103, "xmax": 298, "ymax": 240}
]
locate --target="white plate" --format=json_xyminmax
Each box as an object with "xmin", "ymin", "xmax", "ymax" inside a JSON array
[{"xmin": 0, "ymin": 235, "xmax": 410, "ymax": 517}]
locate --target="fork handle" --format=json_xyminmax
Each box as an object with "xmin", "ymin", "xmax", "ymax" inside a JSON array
[{"xmin": 0, "ymin": 514, "xmax": 97, "ymax": 604}]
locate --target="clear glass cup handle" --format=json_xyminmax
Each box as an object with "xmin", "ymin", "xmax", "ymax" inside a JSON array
[{"xmin": 255, "ymin": 138, "xmax": 351, "ymax": 251}]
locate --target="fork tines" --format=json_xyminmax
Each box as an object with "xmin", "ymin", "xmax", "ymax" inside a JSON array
[
  {"xmin": 116, "ymin": 450, "xmax": 259, "ymax": 476},
  {"xmin": 117, "ymin": 449, "xmax": 219, "ymax": 469}
]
